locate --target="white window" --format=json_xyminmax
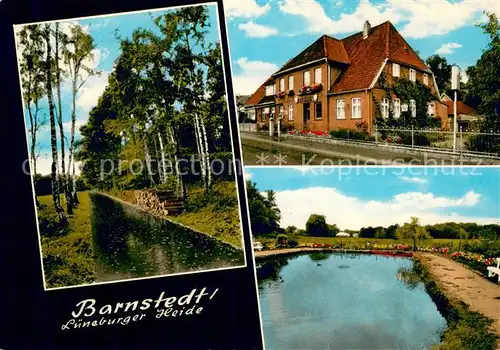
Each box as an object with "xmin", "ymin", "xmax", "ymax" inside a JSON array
[
  {"xmin": 410, "ymin": 99, "xmax": 416, "ymax": 117},
  {"xmin": 288, "ymin": 104, "xmax": 294, "ymax": 120},
  {"xmin": 393, "ymin": 63, "xmax": 400, "ymax": 77},
  {"xmin": 279, "ymin": 78, "xmax": 285, "ymax": 92},
  {"xmin": 279, "ymin": 105, "xmax": 283, "ymax": 118},
  {"xmin": 263, "ymin": 107, "xmax": 270, "ymax": 114},
  {"xmin": 423, "ymin": 73, "xmax": 428, "ymax": 86},
  {"xmin": 410, "ymin": 69, "xmax": 416, "ymax": 82},
  {"xmin": 314, "ymin": 68, "xmax": 322, "ymax": 84},
  {"xmin": 288, "ymin": 76, "xmax": 294, "ymax": 90},
  {"xmin": 392, "ymin": 99, "xmax": 401, "ymax": 119},
  {"xmin": 265, "ymin": 84, "xmax": 275, "ymax": 96},
  {"xmin": 336, "ymin": 100, "xmax": 345, "ymax": 119},
  {"xmin": 381, "ymin": 98, "xmax": 389, "ymax": 119},
  {"xmin": 248, "ymin": 109, "xmax": 256, "ymax": 121},
  {"xmin": 427, "ymin": 102, "xmax": 435, "ymax": 116},
  {"xmin": 352, "ymin": 98, "xmax": 361, "ymax": 119},
  {"xmin": 304, "ymin": 71, "xmax": 311, "ymax": 86}
]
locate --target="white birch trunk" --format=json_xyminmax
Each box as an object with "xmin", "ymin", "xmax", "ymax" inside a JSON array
[
  {"xmin": 143, "ymin": 136, "xmax": 155, "ymax": 185},
  {"xmin": 193, "ymin": 113, "xmax": 206, "ymax": 185},
  {"xmin": 200, "ymin": 118, "xmax": 211, "ymax": 188},
  {"xmin": 168, "ymin": 126, "xmax": 183, "ymax": 198},
  {"xmin": 158, "ymin": 132, "xmax": 168, "ymax": 184}
]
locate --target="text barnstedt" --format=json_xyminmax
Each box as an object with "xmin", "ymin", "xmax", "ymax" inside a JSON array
[{"xmin": 61, "ymin": 287, "xmax": 219, "ymax": 330}]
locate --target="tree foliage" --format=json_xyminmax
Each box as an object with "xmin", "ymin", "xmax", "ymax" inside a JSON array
[
  {"xmin": 246, "ymin": 180, "xmax": 281, "ymax": 236},
  {"xmin": 465, "ymin": 12, "xmax": 500, "ymax": 130}
]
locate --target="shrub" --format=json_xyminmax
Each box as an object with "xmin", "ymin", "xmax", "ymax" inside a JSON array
[
  {"xmin": 276, "ymin": 234, "xmax": 289, "ymax": 248},
  {"xmin": 288, "ymin": 238, "xmax": 299, "ymax": 248},
  {"xmin": 38, "ymin": 209, "xmax": 68, "ymax": 237},
  {"xmin": 329, "ymin": 129, "xmax": 370, "ymax": 141},
  {"xmin": 401, "ymin": 134, "xmax": 431, "ymax": 147}
]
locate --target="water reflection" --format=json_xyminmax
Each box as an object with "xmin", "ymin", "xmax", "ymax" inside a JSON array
[
  {"xmin": 257, "ymin": 252, "xmax": 446, "ymax": 350},
  {"xmin": 90, "ymin": 192, "xmax": 244, "ymax": 282}
]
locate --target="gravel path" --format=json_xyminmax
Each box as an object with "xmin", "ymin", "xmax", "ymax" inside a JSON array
[{"xmin": 417, "ymin": 252, "xmax": 500, "ymax": 337}]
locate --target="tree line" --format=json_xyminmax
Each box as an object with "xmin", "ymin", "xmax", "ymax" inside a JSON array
[
  {"xmin": 426, "ymin": 12, "xmax": 500, "ymax": 131},
  {"xmin": 246, "ymin": 181, "xmax": 500, "ymax": 242},
  {"xmin": 19, "ymin": 6, "xmax": 231, "ymax": 224},
  {"xmin": 77, "ymin": 7, "xmax": 231, "ymax": 200},
  {"xmin": 18, "ymin": 22, "xmax": 99, "ymax": 223}
]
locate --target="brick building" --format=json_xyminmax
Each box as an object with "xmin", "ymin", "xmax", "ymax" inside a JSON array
[{"xmin": 244, "ymin": 21, "xmax": 448, "ymax": 133}]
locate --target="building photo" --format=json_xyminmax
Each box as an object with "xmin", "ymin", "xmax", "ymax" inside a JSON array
[
  {"xmin": 15, "ymin": 3, "xmax": 247, "ymax": 290},
  {"xmin": 227, "ymin": 0, "xmax": 500, "ymax": 165}
]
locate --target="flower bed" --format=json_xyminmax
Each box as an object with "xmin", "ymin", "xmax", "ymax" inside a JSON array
[{"xmin": 288, "ymin": 129, "xmax": 329, "ymax": 137}]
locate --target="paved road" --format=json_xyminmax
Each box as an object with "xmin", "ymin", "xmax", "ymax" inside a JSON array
[{"xmin": 241, "ymin": 132, "xmax": 495, "ymax": 166}]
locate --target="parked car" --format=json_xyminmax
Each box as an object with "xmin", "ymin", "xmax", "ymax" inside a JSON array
[{"xmin": 253, "ymin": 241, "xmax": 263, "ymax": 251}]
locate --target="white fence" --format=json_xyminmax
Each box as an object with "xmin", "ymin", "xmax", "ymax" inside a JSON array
[
  {"xmin": 239, "ymin": 123, "xmax": 257, "ymax": 132},
  {"xmin": 372, "ymin": 126, "xmax": 500, "ymax": 157}
]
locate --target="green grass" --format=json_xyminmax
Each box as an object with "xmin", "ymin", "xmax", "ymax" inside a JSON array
[
  {"xmin": 38, "ymin": 191, "xmax": 95, "ymax": 288},
  {"xmin": 255, "ymin": 235, "xmax": 479, "ymax": 250},
  {"xmin": 172, "ymin": 181, "xmax": 242, "ymax": 248}
]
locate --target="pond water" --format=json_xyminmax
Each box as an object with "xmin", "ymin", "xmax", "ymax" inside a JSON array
[
  {"xmin": 90, "ymin": 192, "xmax": 244, "ymax": 282},
  {"xmin": 257, "ymin": 252, "xmax": 447, "ymax": 350}
]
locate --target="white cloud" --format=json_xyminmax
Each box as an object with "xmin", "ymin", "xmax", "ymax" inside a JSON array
[
  {"xmin": 35, "ymin": 154, "xmax": 82, "ymax": 177},
  {"xmin": 224, "ymin": 0, "xmax": 271, "ymax": 18},
  {"xmin": 435, "ymin": 42, "xmax": 462, "ymax": 55},
  {"xmin": 335, "ymin": 1, "xmax": 343, "ymax": 7},
  {"xmin": 399, "ymin": 176, "xmax": 427, "ymax": 184},
  {"xmin": 76, "ymin": 71, "xmax": 109, "ymax": 112},
  {"xmin": 63, "ymin": 119, "xmax": 87, "ymax": 136},
  {"xmin": 272, "ymin": 187, "xmax": 493, "ymax": 230},
  {"xmin": 277, "ymin": 0, "xmax": 496, "ymax": 39},
  {"xmin": 244, "ymin": 171, "xmax": 253, "ymax": 180},
  {"xmin": 238, "ymin": 21, "xmax": 278, "ymax": 38},
  {"xmin": 232, "ymin": 57, "xmax": 278, "ymax": 95}
]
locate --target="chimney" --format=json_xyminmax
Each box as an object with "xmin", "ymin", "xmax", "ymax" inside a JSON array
[{"xmin": 363, "ymin": 20, "xmax": 371, "ymax": 39}]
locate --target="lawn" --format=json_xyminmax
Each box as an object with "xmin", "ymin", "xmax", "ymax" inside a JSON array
[
  {"xmin": 255, "ymin": 235, "xmax": 480, "ymax": 250},
  {"xmin": 38, "ymin": 191, "xmax": 94, "ymax": 288},
  {"xmin": 111, "ymin": 180, "xmax": 244, "ymax": 248}
]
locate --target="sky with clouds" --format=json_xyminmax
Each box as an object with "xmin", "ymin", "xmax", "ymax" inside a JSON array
[
  {"xmin": 16, "ymin": 4, "xmax": 221, "ymax": 175},
  {"xmin": 223, "ymin": 0, "xmax": 500, "ymax": 95},
  {"xmin": 244, "ymin": 166, "xmax": 500, "ymax": 230}
]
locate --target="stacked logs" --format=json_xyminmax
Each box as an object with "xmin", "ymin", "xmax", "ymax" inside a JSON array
[{"xmin": 134, "ymin": 189, "xmax": 185, "ymax": 216}]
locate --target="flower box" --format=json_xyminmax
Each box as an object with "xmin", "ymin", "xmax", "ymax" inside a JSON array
[
  {"xmin": 311, "ymin": 83, "xmax": 322, "ymax": 93},
  {"xmin": 298, "ymin": 85, "xmax": 312, "ymax": 94},
  {"xmin": 287, "ymin": 89, "xmax": 294, "ymax": 96},
  {"xmin": 276, "ymin": 91, "xmax": 286, "ymax": 98}
]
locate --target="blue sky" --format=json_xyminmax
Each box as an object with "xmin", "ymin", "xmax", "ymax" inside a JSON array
[
  {"xmin": 244, "ymin": 166, "xmax": 500, "ymax": 230},
  {"xmin": 16, "ymin": 3, "xmax": 221, "ymax": 175},
  {"xmin": 223, "ymin": 0, "xmax": 499, "ymax": 95}
]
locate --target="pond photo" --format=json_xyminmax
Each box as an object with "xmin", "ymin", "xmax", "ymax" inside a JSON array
[
  {"xmin": 15, "ymin": 3, "xmax": 246, "ymax": 290},
  {"xmin": 247, "ymin": 166, "xmax": 500, "ymax": 349}
]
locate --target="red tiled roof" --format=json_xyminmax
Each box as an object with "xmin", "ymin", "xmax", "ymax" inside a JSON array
[
  {"xmin": 443, "ymin": 100, "xmax": 478, "ymax": 116},
  {"xmin": 330, "ymin": 21, "xmax": 430, "ymax": 93},
  {"xmin": 274, "ymin": 35, "xmax": 349, "ymax": 74},
  {"xmin": 245, "ymin": 77, "xmax": 273, "ymax": 106},
  {"xmin": 245, "ymin": 21, "xmax": 432, "ymax": 105}
]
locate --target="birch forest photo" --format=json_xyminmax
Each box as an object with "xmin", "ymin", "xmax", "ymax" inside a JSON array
[{"xmin": 15, "ymin": 4, "xmax": 245, "ymax": 289}]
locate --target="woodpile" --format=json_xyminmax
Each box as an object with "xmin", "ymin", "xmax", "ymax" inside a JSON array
[{"xmin": 134, "ymin": 189, "xmax": 185, "ymax": 216}]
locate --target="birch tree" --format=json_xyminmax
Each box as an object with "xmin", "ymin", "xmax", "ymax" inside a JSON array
[
  {"xmin": 43, "ymin": 24, "xmax": 67, "ymax": 224},
  {"xmin": 64, "ymin": 24, "xmax": 99, "ymax": 206}
]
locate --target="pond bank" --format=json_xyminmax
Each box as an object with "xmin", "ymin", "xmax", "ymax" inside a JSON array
[
  {"xmin": 415, "ymin": 253, "xmax": 499, "ymax": 349},
  {"xmin": 97, "ymin": 191, "xmax": 242, "ymax": 251},
  {"xmin": 416, "ymin": 253, "xmax": 500, "ymax": 333}
]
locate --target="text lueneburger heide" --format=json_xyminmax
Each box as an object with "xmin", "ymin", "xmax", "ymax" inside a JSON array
[{"xmin": 61, "ymin": 287, "xmax": 218, "ymax": 330}]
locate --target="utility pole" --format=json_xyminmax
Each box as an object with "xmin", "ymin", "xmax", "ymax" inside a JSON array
[{"xmin": 451, "ymin": 65, "xmax": 461, "ymax": 153}]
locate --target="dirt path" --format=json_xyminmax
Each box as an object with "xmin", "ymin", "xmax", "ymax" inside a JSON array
[{"xmin": 417, "ymin": 253, "xmax": 500, "ymax": 337}]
